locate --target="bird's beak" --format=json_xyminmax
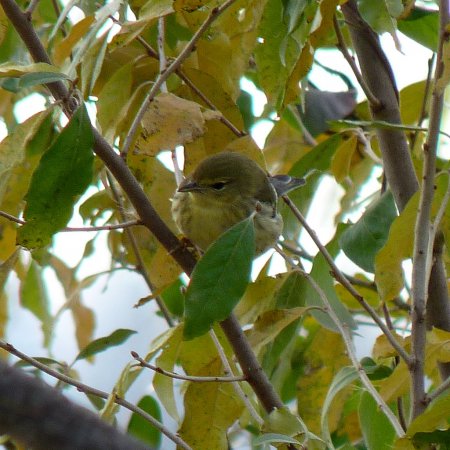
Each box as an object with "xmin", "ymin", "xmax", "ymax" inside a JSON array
[{"xmin": 177, "ymin": 178, "xmax": 200, "ymax": 192}]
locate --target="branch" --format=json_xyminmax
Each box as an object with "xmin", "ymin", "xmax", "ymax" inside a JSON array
[
  {"xmin": 0, "ymin": 340, "xmax": 191, "ymax": 450},
  {"xmin": 426, "ymin": 375, "xmax": 450, "ymax": 404},
  {"xmin": 121, "ymin": 0, "xmax": 239, "ymax": 157},
  {"xmin": 0, "ymin": 358, "xmax": 153, "ymax": 450},
  {"xmin": 131, "ymin": 351, "xmax": 246, "ymax": 383},
  {"xmin": 283, "ymin": 195, "xmax": 411, "ymax": 364},
  {"xmin": 0, "ymin": 0, "xmax": 287, "ymax": 416},
  {"xmin": 108, "ymin": 14, "xmax": 245, "ymax": 138},
  {"xmin": 333, "ymin": 15, "xmax": 380, "ymax": 107},
  {"xmin": 0, "ymin": 210, "xmax": 141, "ymax": 231},
  {"xmin": 297, "ymin": 269, "xmax": 405, "ymax": 438},
  {"xmin": 340, "ymin": 0, "xmax": 418, "ymax": 210},
  {"xmin": 106, "ymin": 172, "xmax": 174, "ymax": 326},
  {"xmin": 410, "ymin": 0, "xmax": 450, "ymax": 419}
]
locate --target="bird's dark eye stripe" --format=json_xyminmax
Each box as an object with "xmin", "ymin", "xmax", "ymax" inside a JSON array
[{"xmin": 210, "ymin": 181, "xmax": 227, "ymax": 190}]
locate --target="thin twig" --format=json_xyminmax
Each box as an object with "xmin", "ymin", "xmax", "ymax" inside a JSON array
[
  {"xmin": 333, "ymin": 15, "xmax": 380, "ymax": 108},
  {"xmin": 108, "ymin": 14, "xmax": 245, "ymax": 139},
  {"xmin": 24, "ymin": 0, "xmax": 40, "ymax": 16},
  {"xmin": 426, "ymin": 375, "xmax": 450, "ymax": 404},
  {"xmin": 410, "ymin": 0, "xmax": 449, "ymax": 419},
  {"xmin": 0, "ymin": 340, "xmax": 192, "ymax": 450},
  {"xmin": 121, "ymin": 0, "xmax": 238, "ymax": 158},
  {"xmin": 283, "ymin": 195, "xmax": 412, "ymax": 364},
  {"xmin": 382, "ymin": 302, "xmax": 408, "ymax": 432},
  {"xmin": 132, "ymin": 351, "xmax": 246, "ymax": 383},
  {"xmin": 411, "ymin": 53, "xmax": 435, "ymax": 151},
  {"xmin": 297, "ymin": 270, "xmax": 405, "ymax": 437},
  {"xmin": 0, "ymin": 210, "xmax": 142, "ymax": 232},
  {"xmin": 208, "ymin": 330, "xmax": 264, "ymax": 426},
  {"xmin": 157, "ymin": 16, "xmax": 168, "ymax": 93},
  {"xmin": 106, "ymin": 173, "xmax": 174, "ymax": 327}
]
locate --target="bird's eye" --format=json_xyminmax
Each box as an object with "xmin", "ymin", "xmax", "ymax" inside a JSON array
[{"xmin": 210, "ymin": 181, "xmax": 227, "ymax": 190}]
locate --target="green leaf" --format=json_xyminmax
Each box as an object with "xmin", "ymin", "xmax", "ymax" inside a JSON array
[
  {"xmin": 75, "ymin": 328, "xmax": 137, "ymax": 361},
  {"xmin": 275, "ymin": 271, "xmax": 306, "ymax": 308},
  {"xmin": 18, "ymin": 71, "xmax": 71, "ymax": 89},
  {"xmin": 290, "ymin": 133, "xmax": 343, "ymax": 178},
  {"xmin": 17, "ymin": 105, "xmax": 94, "ymax": 249},
  {"xmin": 398, "ymin": 8, "xmax": 438, "ymax": 51},
  {"xmin": 253, "ymin": 433, "xmax": 301, "ymax": 447},
  {"xmin": 161, "ymin": 278, "xmax": 185, "ymax": 317},
  {"xmin": 359, "ymin": 390, "xmax": 396, "ymax": 450},
  {"xmin": 20, "ymin": 260, "xmax": 52, "ymax": 345},
  {"xmin": 321, "ymin": 366, "xmax": 359, "ymax": 448},
  {"xmin": 304, "ymin": 224, "xmax": 356, "ymax": 331},
  {"xmin": 183, "ymin": 217, "xmax": 255, "ymax": 340},
  {"xmin": 407, "ymin": 390, "xmax": 450, "ymax": 436},
  {"xmin": 340, "ymin": 191, "xmax": 397, "ymax": 273},
  {"xmin": 412, "ymin": 430, "xmax": 450, "ymax": 448},
  {"xmin": 0, "ymin": 62, "xmax": 64, "ymax": 77},
  {"xmin": 127, "ymin": 395, "xmax": 162, "ymax": 448}
]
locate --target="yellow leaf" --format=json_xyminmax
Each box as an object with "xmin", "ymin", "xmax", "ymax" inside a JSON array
[
  {"xmin": 148, "ymin": 245, "xmax": 182, "ymax": 291},
  {"xmin": 247, "ymin": 307, "xmax": 308, "ymax": 354},
  {"xmin": 330, "ymin": 135, "xmax": 358, "ymax": 183},
  {"xmin": 373, "ymin": 333, "xmax": 408, "ymax": 359},
  {"xmin": 379, "ymin": 360, "xmax": 410, "ymax": 403},
  {"xmin": 153, "ymin": 325, "xmax": 184, "ymax": 421},
  {"xmin": 223, "ymin": 135, "xmax": 265, "ymax": 167},
  {"xmin": 97, "ymin": 60, "xmax": 134, "ymax": 143},
  {"xmin": 375, "ymin": 174, "xmax": 450, "ymax": 301},
  {"xmin": 0, "ymin": 62, "xmax": 62, "ymax": 77},
  {"xmin": 178, "ymin": 358, "xmax": 244, "ymax": 450},
  {"xmin": 263, "ymin": 406, "xmax": 304, "ymax": 436},
  {"xmin": 136, "ymin": 93, "xmax": 209, "ymax": 155},
  {"xmin": 297, "ymin": 327, "xmax": 350, "ymax": 434},
  {"xmin": 263, "ymin": 115, "xmax": 311, "ymax": 174},
  {"xmin": 177, "ymin": 68, "xmax": 245, "ymax": 173},
  {"xmin": 234, "ymin": 274, "xmax": 281, "ymax": 325},
  {"xmin": 54, "ymin": 16, "xmax": 95, "ymax": 65}
]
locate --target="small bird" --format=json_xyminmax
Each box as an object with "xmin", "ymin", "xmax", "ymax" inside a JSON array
[{"xmin": 171, "ymin": 152, "xmax": 305, "ymax": 255}]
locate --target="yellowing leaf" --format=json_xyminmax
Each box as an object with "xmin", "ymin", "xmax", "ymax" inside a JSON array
[
  {"xmin": 373, "ymin": 333, "xmax": 408, "ymax": 359},
  {"xmin": 153, "ymin": 325, "xmax": 184, "ymax": 421},
  {"xmin": 247, "ymin": 307, "xmax": 308, "ymax": 354},
  {"xmin": 0, "ymin": 62, "xmax": 63, "ymax": 77},
  {"xmin": 54, "ymin": 16, "xmax": 95, "ymax": 65},
  {"xmin": 148, "ymin": 245, "xmax": 182, "ymax": 291},
  {"xmin": 375, "ymin": 174, "xmax": 450, "ymax": 301},
  {"xmin": 297, "ymin": 327, "xmax": 350, "ymax": 434},
  {"xmin": 178, "ymin": 358, "xmax": 244, "ymax": 450},
  {"xmin": 330, "ymin": 135, "xmax": 358, "ymax": 183},
  {"xmin": 136, "ymin": 93, "xmax": 215, "ymax": 155},
  {"xmin": 379, "ymin": 359, "xmax": 410, "ymax": 403},
  {"xmin": 97, "ymin": 60, "xmax": 134, "ymax": 143}
]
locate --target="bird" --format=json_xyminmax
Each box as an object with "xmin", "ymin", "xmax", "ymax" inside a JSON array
[{"xmin": 171, "ymin": 151, "xmax": 305, "ymax": 255}]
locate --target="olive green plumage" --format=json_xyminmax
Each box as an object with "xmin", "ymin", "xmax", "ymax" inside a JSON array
[{"xmin": 171, "ymin": 152, "xmax": 304, "ymax": 255}]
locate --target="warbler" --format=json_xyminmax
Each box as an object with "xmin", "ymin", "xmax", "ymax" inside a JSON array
[{"xmin": 171, "ymin": 152, "xmax": 305, "ymax": 255}]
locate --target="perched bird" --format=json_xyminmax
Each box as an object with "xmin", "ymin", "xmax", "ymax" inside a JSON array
[{"xmin": 171, "ymin": 152, "xmax": 305, "ymax": 255}]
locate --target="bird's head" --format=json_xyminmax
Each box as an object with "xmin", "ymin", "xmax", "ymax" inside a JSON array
[{"xmin": 177, "ymin": 152, "xmax": 275, "ymax": 204}]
